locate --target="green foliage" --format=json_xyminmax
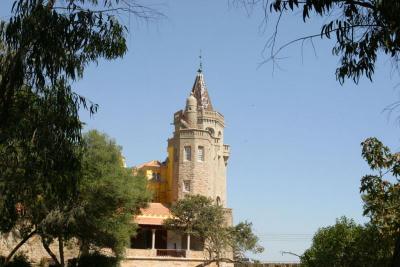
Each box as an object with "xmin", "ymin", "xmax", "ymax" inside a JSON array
[
  {"xmin": 164, "ymin": 195, "xmax": 225, "ymax": 237},
  {"xmin": 67, "ymin": 253, "xmax": 118, "ymax": 267},
  {"xmin": 301, "ymin": 217, "xmax": 392, "ymax": 267},
  {"xmin": 72, "ymin": 130, "xmax": 151, "ymax": 258},
  {"xmin": 165, "ymin": 195, "xmax": 263, "ymax": 265},
  {"xmin": 0, "ymin": 254, "xmax": 32, "ymax": 267},
  {"xmin": 0, "ymin": 0, "xmax": 156, "ymax": 262},
  {"xmin": 0, "ymin": 82, "xmax": 82, "ymax": 239},
  {"xmin": 0, "ymin": 0, "xmax": 128, "ymax": 95},
  {"xmin": 262, "ymin": 0, "xmax": 400, "ymax": 83},
  {"xmin": 301, "ymin": 137, "xmax": 400, "ymax": 266},
  {"xmin": 230, "ymin": 222, "xmax": 264, "ymax": 260},
  {"xmin": 360, "ymin": 138, "xmax": 400, "ymax": 237},
  {"xmin": 0, "ymin": 0, "xmax": 130, "ymax": 253}
]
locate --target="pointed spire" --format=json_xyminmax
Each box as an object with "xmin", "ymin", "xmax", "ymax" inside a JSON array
[
  {"xmin": 198, "ymin": 50, "xmax": 203, "ymax": 73},
  {"xmin": 191, "ymin": 69, "xmax": 213, "ymax": 111}
]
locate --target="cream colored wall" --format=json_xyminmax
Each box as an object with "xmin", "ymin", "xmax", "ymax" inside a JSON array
[
  {"xmin": 168, "ymin": 108, "xmax": 229, "ymax": 207},
  {"xmin": 0, "ymin": 234, "xmax": 78, "ymax": 264},
  {"xmin": 121, "ymin": 258, "xmax": 232, "ymax": 267}
]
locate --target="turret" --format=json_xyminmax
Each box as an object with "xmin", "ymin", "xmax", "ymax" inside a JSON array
[
  {"xmin": 184, "ymin": 93, "xmax": 198, "ymax": 128},
  {"xmin": 167, "ymin": 67, "xmax": 230, "ymax": 207}
]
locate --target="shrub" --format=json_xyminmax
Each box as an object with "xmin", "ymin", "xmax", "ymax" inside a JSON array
[
  {"xmin": 4, "ymin": 254, "xmax": 31, "ymax": 267},
  {"xmin": 67, "ymin": 253, "xmax": 118, "ymax": 267}
]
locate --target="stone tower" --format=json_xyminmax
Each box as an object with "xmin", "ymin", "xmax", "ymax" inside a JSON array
[{"xmin": 168, "ymin": 69, "xmax": 230, "ymax": 207}]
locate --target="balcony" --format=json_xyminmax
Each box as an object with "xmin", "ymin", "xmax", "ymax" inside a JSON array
[
  {"xmin": 223, "ymin": 144, "xmax": 230, "ymax": 157},
  {"xmin": 125, "ymin": 248, "xmax": 207, "ymax": 261},
  {"xmin": 156, "ymin": 249, "xmax": 186, "ymax": 257}
]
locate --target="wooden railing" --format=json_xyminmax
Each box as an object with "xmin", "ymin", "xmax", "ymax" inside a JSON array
[{"xmin": 156, "ymin": 249, "xmax": 186, "ymax": 258}]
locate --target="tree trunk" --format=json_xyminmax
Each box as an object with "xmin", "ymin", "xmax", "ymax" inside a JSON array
[
  {"xmin": 4, "ymin": 230, "xmax": 36, "ymax": 264},
  {"xmin": 392, "ymin": 235, "xmax": 400, "ymax": 267},
  {"xmin": 59, "ymin": 235, "xmax": 65, "ymax": 267},
  {"xmin": 79, "ymin": 241, "xmax": 90, "ymax": 256},
  {"xmin": 42, "ymin": 238, "xmax": 60, "ymax": 266}
]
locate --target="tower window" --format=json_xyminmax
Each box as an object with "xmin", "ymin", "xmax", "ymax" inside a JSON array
[
  {"xmin": 183, "ymin": 180, "xmax": 191, "ymax": 192},
  {"xmin": 151, "ymin": 172, "xmax": 161, "ymax": 181},
  {"xmin": 206, "ymin": 127, "xmax": 215, "ymax": 136},
  {"xmin": 184, "ymin": 146, "xmax": 191, "ymax": 161},
  {"xmin": 198, "ymin": 146, "xmax": 205, "ymax": 162}
]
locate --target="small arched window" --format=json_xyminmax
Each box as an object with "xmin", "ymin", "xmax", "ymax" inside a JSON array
[
  {"xmin": 218, "ymin": 131, "xmax": 222, "ymax": 137},
  {"xmin": 206, "ymin": 127, "xmax": 215, "ymax": 136},
  {"xmin": 216, "ymin": 196, "xmax": 221, "ymax": 206}
]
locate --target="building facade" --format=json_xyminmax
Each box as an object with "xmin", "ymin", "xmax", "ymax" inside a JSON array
[
  {"xmin": 126, "ymin": 68, "xmax": 232, "ymax": 266},
  {"xmin": 0, "ymin": 68, "xmax": 232, "ymax": 267}
]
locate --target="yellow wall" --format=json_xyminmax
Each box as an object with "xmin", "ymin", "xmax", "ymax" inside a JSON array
[
  {"xmin": 166, "ymin": 145, "xmax": 175, "ymax": 203},
  {"xmin": 136, "ymin": 149, "xmax": 174, "ymax": 204}
]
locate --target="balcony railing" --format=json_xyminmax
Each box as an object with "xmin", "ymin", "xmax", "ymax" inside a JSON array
[{"xmin": 156, "ymin": 249, "xmax": 186, "ymax": 258}]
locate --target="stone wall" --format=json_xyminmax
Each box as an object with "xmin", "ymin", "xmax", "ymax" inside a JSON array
[
  {"xmin": 1, "ymin": 236, "xmax": 233, "ymax": 267},
  {"xmin": 0, "ymin": 233, "xmax": 78, "ymax": 264},
  {"xmin": 121, "ymin": 257, "xmax": 233, "ymax": 267},
  {"xmin": 234, "ymin": 263, "xmax": 300, "ymax": 267}
]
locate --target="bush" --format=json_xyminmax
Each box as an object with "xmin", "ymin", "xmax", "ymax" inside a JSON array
[
  {"xmin": 67, "ymin": 253, "xmax": 118, "ymax": 267},
  {"xmin": 3, "ymin": 254, "xmax": 31, "ymax": 267}
]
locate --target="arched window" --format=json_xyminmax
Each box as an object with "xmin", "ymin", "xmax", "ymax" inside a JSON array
[
  {"xmin": 216, "ymin": 196, "xmax": 221, "ymax": 206},
  {"xmin": 218, "ymin": 131, "xmax": 222, "ymax": 137},
  {"xmin": 206, "ymin": 127, "xmax": 215, "ymax": 136}
]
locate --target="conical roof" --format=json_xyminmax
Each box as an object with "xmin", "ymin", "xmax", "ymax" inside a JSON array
[{"xmin": 191, "ymin": 70, "xmax": 213, "ymax": 111}]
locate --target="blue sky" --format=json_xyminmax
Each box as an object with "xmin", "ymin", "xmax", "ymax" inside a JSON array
[{"xmin": 2, "ymin": 0, "xmax": 400, "ymax": 262}]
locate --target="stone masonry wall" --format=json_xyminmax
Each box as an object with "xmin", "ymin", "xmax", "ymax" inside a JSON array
[{"xmin": 0, "ymin": 233, "xmax": 78, "ymax": 264}]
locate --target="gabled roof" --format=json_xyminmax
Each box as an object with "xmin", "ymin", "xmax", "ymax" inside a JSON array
[
  {"xmin": 135, "ymin": 160, "xmax": 162, "ymax": 169},
  {"xmin": 134, "ymin": 202, "xmax": 171, "ymax": 226},
  {"xmin": 191, "ymin": 70, "xmax": 213, "ymax": 111}
]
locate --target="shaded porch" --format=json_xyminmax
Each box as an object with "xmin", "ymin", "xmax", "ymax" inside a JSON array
[{"xmin": 130, "ymin": 225, "xmax": 204, "ymax": 258}]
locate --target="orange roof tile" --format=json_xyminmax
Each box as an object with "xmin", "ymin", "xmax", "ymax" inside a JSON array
[
  {"xmin": 134, "ymin": 203, "xmax": 171, "ymax": 226},
  {"xmin": 135, "ymin": 160, "xmax": 162, "ymax": 169}
]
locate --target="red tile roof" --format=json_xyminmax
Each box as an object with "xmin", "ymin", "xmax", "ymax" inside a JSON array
[
  {"xmin": 135, "ymin": 160, "xmax": 162, "ymax": 169},
  {"xmin": 134, "ymin": 203, "xmax": 171, "ymax": 226}
]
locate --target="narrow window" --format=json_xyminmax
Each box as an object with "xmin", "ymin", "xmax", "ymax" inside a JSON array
[
  {"xmin": 183, "ymin": 180, "xmax": 191, "ymax": 192},
  {"xmin": 184, "ymin": 146, "xmax": 191, "ymax": 161},
  {"xmin": 198, "ymin": 146, "xmax": 205, "ymax": 162}
]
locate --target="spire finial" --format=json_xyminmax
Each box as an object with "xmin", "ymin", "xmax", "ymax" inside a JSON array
[{"xmin": 198, "ymin": 50, "xmax": 203, "ymax": 73}]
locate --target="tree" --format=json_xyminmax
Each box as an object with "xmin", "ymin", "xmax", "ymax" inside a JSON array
[
  {"xmin": 236, "ymin": 0, "xmax": 400, "ymax": 84},
  {"xmin": 0, "ymin": 1, "xmax": 160, "ymax": 264},
  {"xmin": 38, "ymin": 130, "xmax": 151, "ymax": 265},
  {"xmin": 0, "ymin": 83, "xmax": 83, "ymax": 265},
  {"xmin": 360, "ymin": 137, "xmax": 400, "ymax": 267},
  {"xmin": 301, "ymin": 216, "xmax": 392, "ymax": 267},
  {"xmin": 76, "ymin": 130, "xmax": 151, "ymax": 258},
  {"xmin": 164, "ymin": 195, "xmax": 263, "ymax": 267}
]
